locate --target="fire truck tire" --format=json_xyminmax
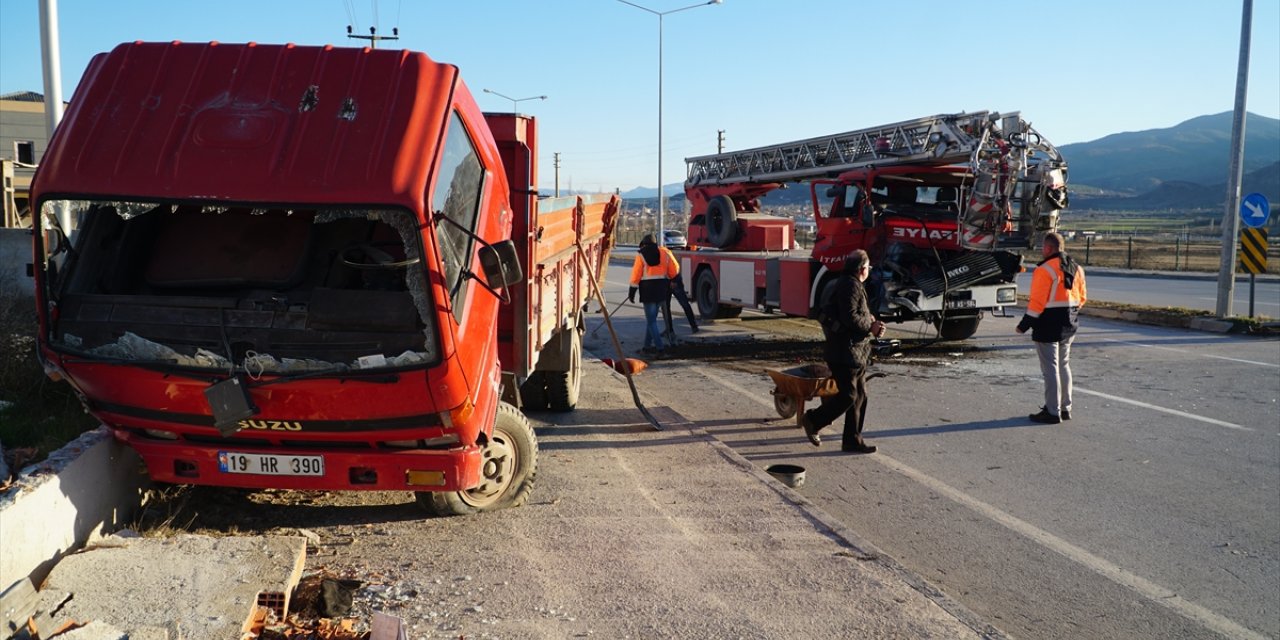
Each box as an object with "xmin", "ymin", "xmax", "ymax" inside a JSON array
[
  {"xmin": 694, "ymin": 269, "xmax": 742, "ymax": 319},
  {"xmin": 935, "ymin": 313, "xmax": 982, "ymax": 341},
  {"xmin": 546, "ymin": 329, "xmax": 582, "ymax": 412},
  {"xmin": 520, "ymin": 372, "xmax": 550, "ymax": 411},
  {"xmin": 705, "ymin": 195, "xmax": 738, "ymax": 248},
  {"xmin": 415, "ymin": 402, "xmax": 538, "ymax": 516}
]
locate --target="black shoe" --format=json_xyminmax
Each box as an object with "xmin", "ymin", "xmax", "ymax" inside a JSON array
[
  {"xmin": 843, "ymin": 441, "xmax": 877, "ymax": 454},
  {"xmin": 1061, "ymin": 409, "xmax": 1072, "ymax": 420},
  {"xmin": 1030, "ymin": 408, "xmax": 1061, "ymax": 424},
  {"xmin": 800, "ymin": 412, "xmax": 822, "ymax": 447},
  {"xmin": 640, "ymin": 346, "xmax": 656, "ymax": 355}
]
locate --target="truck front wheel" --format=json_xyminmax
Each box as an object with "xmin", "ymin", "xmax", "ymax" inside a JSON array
[
  {"xmin": 935, "ymin": 313, "xmax": 982, "ymax": 340},
  {"xmin": 694, "ymin": 268, "xmax": 742, "ymax": 319},
  {"xmin": 415, "ymin": 402, "xmax": 538, "ymax": 516}
]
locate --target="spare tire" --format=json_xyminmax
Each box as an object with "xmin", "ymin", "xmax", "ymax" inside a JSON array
[{"xmin": 705, "ymin": 195, "xmax": 738, "ymax": 248}]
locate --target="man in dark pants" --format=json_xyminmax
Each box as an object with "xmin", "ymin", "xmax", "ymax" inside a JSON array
[
  {"xmin": 800, "ymin": 250, "xmax": 885, "ymax": 453},
  {"xmin": 661, "ymin": 246, "xmax": 699, "ymax": 340}
]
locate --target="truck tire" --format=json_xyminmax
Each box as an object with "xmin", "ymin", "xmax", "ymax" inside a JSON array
[
  {"xmin": 415, "ymin": 402, "xmax": 537, "ymax": 516},
  {"xmin": 546, "ymin": 328, "xmax": 582, "ymax": 412},
  {"xmin": 705, "ymin": 195, "xmax": 738, "ymax": 248},
  {"xmin": 935, "ymin": 313, "xmax": 981, "ymax": 340},
  {"xmin": 519, "ymin": 371, "xmax": 549, "ymax": 411},
  {"xmin": 694, "ymin": 268, "xmax": 742, "ymax": 319}
]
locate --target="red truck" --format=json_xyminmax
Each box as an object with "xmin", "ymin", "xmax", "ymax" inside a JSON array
[
  {"xmin": 678, "ymin": 112, "xmax": 1068, "ymax": 340},
  {"xmin": 28, "ymin": 42, "xmax": 618, "ymax": 515}
]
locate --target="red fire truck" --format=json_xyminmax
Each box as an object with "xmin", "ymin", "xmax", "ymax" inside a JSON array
[
  {"xmin": 677, "ymin": 112, "xmax": 1068, "ymax": 340},
  {"xmin": 29, "ymin": 42, "xmax": 617, "ymax": 515}
]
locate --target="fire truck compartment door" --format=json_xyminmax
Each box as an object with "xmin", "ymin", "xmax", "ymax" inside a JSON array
[{"xmin": 719, "ymin": 261, "xmax": 755, "ymax": 306}]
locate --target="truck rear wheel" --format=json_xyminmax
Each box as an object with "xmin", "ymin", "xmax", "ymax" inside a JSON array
[
  {"xmin": 935, "ymin": 313, "xmax": 982, "ymax": 340},
  {"xmin": 694, "ymin": 268, "xmax": 742, "ymax": 319},
  {"xmin": 705, "ymin": 195, "xmax": 739, "ymax": 248},
  {"xmin": 415, "ymin": 402, "xmax": 537, "ymax": 516},
  {"xmin": 546, "ymin": 328, "xmax": 582, "ymax": 412}
]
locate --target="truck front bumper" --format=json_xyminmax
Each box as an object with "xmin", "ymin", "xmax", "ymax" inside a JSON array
[{"xmin": 115, "ymin": 429, "xmax": 483, "ymax": 492}]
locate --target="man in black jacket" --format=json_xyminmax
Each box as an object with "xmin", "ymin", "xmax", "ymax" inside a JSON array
[{"xmin": 800, "ymin": 249, "xmax": 885, "ymax": 453}]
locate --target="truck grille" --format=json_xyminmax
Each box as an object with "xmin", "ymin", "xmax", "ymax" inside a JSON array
[{"xmin": 912, "ymin": 252, "xmax": 1003, "ymax": 297}]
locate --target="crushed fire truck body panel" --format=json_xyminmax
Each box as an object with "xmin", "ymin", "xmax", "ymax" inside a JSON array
[
  {"xmin": 29, "ymin": 42, "xmax": 617, "ymax": 515},
  {"xmin": 677, "ymin": 112, "xmax": 1068, "ymax": 340}
]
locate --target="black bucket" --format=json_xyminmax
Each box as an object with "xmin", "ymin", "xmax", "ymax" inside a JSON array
[{"xmin": 766, "ymin": 464, "xmax": 806, "ymax": 489}]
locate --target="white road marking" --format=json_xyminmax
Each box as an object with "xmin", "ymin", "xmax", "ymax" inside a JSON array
[
  {"xmin": 1101, "ymin": 337, "xmax": 1280, "ymax": 368},
  {"xmin": 693, "ymin": 365, "xmax": 1268, "ymax": 640},
  {"xmin": 1074, "ymin": 387, "xmax": 1253, "ymax": 431}
]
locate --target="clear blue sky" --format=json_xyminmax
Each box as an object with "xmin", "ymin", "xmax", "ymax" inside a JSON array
[{"xmin": 1, "ymin": 0, "xmax": 1277, "ymax": 194}]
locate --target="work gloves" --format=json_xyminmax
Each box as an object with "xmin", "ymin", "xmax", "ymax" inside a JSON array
[{"xmin": 628, "ymin": 287, "xmax": 637, "ymax": 303}]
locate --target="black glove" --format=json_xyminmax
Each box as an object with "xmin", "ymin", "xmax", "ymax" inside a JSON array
[{"xmin": 628, "ymin": 287, "xmax": 637, "ymax": 303}]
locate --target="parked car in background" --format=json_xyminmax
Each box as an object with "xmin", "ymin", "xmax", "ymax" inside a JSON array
[{"xmin": 663, "ymin": 229, "xmax": 687, "ymax": 248}]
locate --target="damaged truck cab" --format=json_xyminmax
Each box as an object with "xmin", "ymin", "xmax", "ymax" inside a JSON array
[{"xmin": 30, "ymin": 42, "xmax": 615, "ymax": 515}]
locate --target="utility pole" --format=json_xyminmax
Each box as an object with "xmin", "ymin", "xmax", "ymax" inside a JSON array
[
  {"xmin": 717, "ymin": 129, "xmax": 725, "ymax": 153},
  {"xmin": 554, "ymin": 152, "xmax": 561, "ymax": 197},
  {"xmin": 1215, "ymin": 0, "xmax": 1252, "ymax": 318},
  {"xmin": 347, "ymin": 25, "xmax": 399, "ymax": 48},
  {"xmin": 39, "ymin": 0, "xmax": 71, "ymax": 233}
]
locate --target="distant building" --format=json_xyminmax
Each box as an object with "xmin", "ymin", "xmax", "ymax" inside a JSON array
[{"xmin": 1, "ymin": 91, "xmax": 60, "ymax": 228}]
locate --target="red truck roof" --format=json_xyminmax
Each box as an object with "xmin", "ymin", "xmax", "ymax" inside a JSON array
[{"xmin": 33, "ymin": 41, "xmax": 459, "ymax": 212}]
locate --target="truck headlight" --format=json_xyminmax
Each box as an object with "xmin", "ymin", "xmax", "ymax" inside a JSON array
[{"xmin": 997, "ymin": 287, "xmax": 1017, "ymax": 304}]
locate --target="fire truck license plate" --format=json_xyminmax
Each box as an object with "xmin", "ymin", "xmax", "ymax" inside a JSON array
[
  {"xmin": 218, "ymin": 451, "xmax": 324, "ymax": 476},
  {"xmin": 945, "ymin": 299, "xmax": 977, "ymax": 309}
]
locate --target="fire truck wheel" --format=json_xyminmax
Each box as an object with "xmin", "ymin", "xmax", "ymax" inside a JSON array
[
  {"xmin": 705, "ymin": 195, "xmax": 739, "ymax": 248},
  {"xmin": 694, "ymin": 269, "xmax": 742, "ymax": 319},
  {"xmin": 520, "ymin": 372, "xmax": 550, "ymax": 411},
  {"xmin": 547, "ymin": 329, "xmax": 582, "ymax": 412},
  {"xmin": 935, "ymin": 313, "xmax": 982, "ymax": 341},
  {"xmin": 415, "ymin": 402, "xmax": 538, "ymax": 516}
]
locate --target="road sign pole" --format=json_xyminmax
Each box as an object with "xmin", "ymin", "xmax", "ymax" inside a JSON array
[
  {"xmin": 1249, "ymin": 273, "xmax": 1255, "ymax": 318},
  {"xmin": 1215, "ymin": 0, "xmax": 1252, "ymax": 318}
]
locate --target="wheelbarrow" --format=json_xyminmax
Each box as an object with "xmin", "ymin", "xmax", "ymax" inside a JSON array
[{"xmin": 765, "ymin": 364, "xmax": 839, "ymax": 426}]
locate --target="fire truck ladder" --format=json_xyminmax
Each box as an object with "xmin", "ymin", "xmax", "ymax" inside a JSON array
[{"xmin": 687, "ymin": 111, "xmax": 1043, "ymax": 185}]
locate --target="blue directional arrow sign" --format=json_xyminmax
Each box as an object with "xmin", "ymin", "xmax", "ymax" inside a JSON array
[{"xmin": 1240, "ymin": 192, "xmax": 1270, "ymax": 229}]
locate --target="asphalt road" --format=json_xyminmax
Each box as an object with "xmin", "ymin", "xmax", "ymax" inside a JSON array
[{"xmin": 593, "ymin": 265, "xmax": 1280, "ymax": 640}]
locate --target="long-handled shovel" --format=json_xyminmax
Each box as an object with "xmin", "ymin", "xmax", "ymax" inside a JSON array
[{"xmin": 575, "ymin": 243, "xmax": 662, "ymax": 431}]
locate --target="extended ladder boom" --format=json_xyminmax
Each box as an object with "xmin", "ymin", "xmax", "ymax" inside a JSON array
[{"xmin": 685, "ymin": 111, "xmax": 1060, "ymax": 186}]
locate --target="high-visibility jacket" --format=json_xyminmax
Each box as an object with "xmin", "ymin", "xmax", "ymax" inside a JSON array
[
  {"xmin": 1017, "ymin": 253, "xmax": 1087, "ymax": 342},
  {"xmin": 630, "ymin": 245, "xmax": 679, "ymax": 303}
]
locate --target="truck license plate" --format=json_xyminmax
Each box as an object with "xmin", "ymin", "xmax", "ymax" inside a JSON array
[
  {"xmin": 945, "ymin": 299, "xmax": 977, "ymax": 309},
  {"xmin": 218, "ymin": 451, "xmax": 324, "ymax": 476}
]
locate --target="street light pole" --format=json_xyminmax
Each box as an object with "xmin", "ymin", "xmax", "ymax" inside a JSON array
[
  {"xmin": 482, "ymin": 89, "xmax": 547, "ymax": 114},
  {"xmin": 1215, "ymin": 0, "xmax": 1253, "ymax": 318},
  {"xmin": 616, "ymin": 0, "xmax": 722, "ymax": 246}
]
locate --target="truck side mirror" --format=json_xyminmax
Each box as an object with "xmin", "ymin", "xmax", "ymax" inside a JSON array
[
  {"xmin": 861, "ymin": 203, "xmax": 876, "ymax": 228},
  {"xmin": 479, "ymin": 240, "xmax": 523, "ymax": 289}
]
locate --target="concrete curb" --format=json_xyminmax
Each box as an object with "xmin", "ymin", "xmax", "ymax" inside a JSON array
[{"xmin": 0, "ymin": 427, "xmax": 150, "ymax": 594}]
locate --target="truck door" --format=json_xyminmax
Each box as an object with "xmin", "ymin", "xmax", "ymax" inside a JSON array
[{"xmin": 810, "ymin": 179, "xmax": 871, "ymax": 268}]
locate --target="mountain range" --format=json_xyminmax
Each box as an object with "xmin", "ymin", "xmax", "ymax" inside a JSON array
[{"xmin": 615, "ymin": 112, "xmax": 1280, "ymax": 212}]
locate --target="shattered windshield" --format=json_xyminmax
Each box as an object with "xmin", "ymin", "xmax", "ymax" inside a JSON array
[{"xmin": 40, "ymin": 200, "xmax": 439, "ymax": 374}]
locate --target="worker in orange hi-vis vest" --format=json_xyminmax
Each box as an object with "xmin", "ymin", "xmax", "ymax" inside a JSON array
[
  {"xmin": 629, "ymin": 234, "xmax": 679, "ymax": 356},
  {"xmin": 1017, "ymin": 231, "xmax": 1088, "ymax": 424}
]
